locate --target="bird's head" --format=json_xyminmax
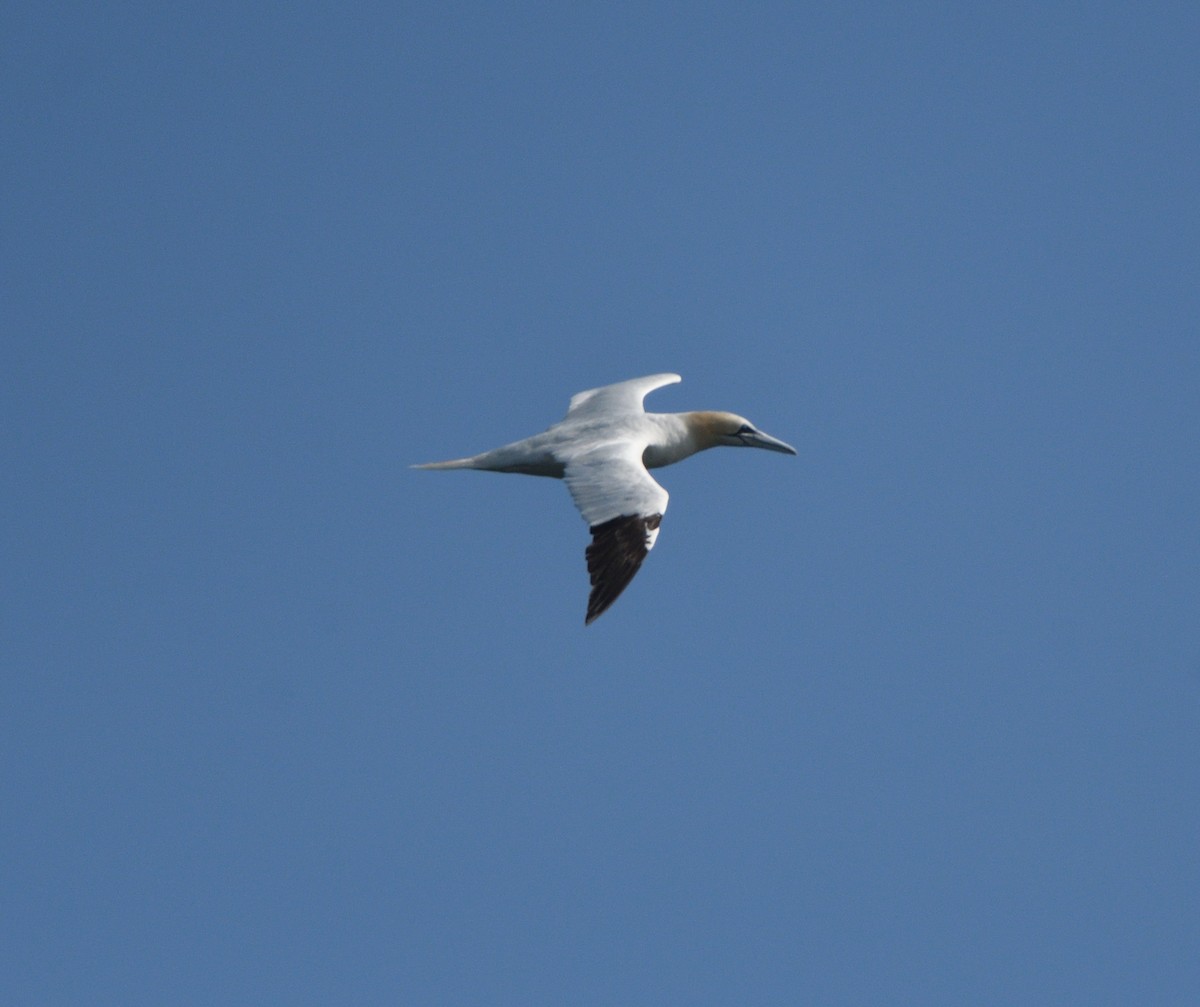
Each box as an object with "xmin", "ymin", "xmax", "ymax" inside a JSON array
[{"xmin": 692, "ymin": 411, "xmax": 798, "ymax": 455}]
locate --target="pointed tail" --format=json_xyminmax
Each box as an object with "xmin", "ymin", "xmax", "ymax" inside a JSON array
[{"xmin": 411, "ymin": 456, "xmax": 479, "ymax": 470}]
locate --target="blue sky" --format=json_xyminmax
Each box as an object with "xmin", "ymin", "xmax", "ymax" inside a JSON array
[{"xmin": 3, "ymin": 3, "xmax": 1198, "ymax": 1003}]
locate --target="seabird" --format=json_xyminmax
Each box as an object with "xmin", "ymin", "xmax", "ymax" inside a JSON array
[{"xmin": 413, "ymin": 373, "xmax": 796, "ymax": 624}]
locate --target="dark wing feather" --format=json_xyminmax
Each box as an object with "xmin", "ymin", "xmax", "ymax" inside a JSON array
[{"xmin": 584, "ymin": 513, "xmax": 663, "ymax": 624}]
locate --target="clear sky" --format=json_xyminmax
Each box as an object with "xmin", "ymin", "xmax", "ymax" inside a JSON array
[{"xmin": 4, "ymin": 3, "xmax": 1198, "ymax": 1004}]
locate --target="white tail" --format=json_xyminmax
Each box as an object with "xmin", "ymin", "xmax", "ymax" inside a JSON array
[{"xmin": 411, "ymin": 456, "xmax": 479, "ymax": 470}]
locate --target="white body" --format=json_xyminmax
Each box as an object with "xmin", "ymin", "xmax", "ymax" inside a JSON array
[{"xmin": 414, "ymin": 373, "xmax": 796, "ymax": 623}]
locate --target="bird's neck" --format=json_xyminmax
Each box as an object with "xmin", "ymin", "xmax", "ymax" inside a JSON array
[{"xmin": 641, "ymin": 412, "xmax": 721, "ymax": 469}]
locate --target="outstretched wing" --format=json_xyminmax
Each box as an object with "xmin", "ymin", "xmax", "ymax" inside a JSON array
[
  {"xmin": 563, "ymin": 373, "xmax": 681, "ymax": 421},
  {"xmin": 564, "ymin": 444, "xmax": 669, "ymax": 624}
]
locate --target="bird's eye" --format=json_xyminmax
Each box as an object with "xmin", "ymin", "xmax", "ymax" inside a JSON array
[{"xmin": 736, "ymin": 424, "xmax": 755, "ymax": 435}]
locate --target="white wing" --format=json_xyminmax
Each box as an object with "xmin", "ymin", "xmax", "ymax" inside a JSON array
[
  {"xmin": 564, "ymin": 443, "xmax": 669, "ymax": 624},
  {"xmin": 563, "ymin": 443, "xmax": 669, "ymax": 528},
  {"xmin": 564, "ymin": 373, "xmax": 681, "ymax": 421}
]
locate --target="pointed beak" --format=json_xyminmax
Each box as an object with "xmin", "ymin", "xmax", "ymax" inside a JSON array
[{"xmin": 743, "ymin": 429, "xmax": 797, "ymax": 455}]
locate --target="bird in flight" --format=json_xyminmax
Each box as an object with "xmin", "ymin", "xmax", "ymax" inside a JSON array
[{"xmin": 414, "ymin": 373, "xmax": 796, "ymax": 624}]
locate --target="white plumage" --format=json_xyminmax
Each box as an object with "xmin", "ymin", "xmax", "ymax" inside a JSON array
[{"xmin": 414, "ymin": 374, "xmax": 796, "ymax": 623}]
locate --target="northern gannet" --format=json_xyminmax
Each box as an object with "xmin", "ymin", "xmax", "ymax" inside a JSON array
[{"xmin": 414, "ymin": 373, "xmax": 796, "ymax": 624}]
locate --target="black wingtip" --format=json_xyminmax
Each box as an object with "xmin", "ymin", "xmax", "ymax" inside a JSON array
[{"xmin": 583, "ymin": 513, "xmax": 662, "ymax": 624}]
